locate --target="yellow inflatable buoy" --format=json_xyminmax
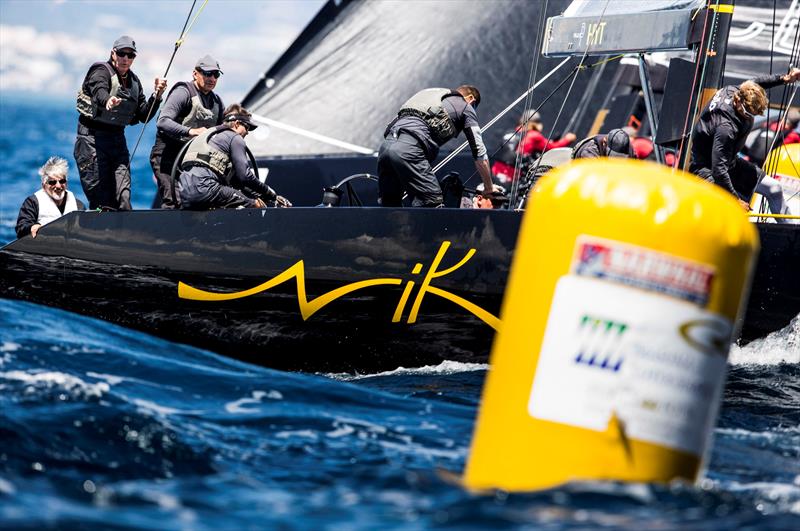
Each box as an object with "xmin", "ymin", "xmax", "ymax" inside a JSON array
[{"xmin": 464, "ymin": 159, "xmax": 759, "ymax": 492}]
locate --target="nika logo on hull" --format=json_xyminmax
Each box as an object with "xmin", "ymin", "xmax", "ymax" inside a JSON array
[{"xmin": 177, "ymin": 241, "xmax": 501, "ymax": 330}]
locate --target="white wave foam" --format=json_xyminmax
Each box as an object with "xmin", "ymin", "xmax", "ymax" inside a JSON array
[
  {"xmin": 131, "ymin": 398, "xmax": 202, "ymax": 417},
  {"xmin": 86, "ymin": 372, "xmax": 124, "ymax": 385},
  {"xmin": 714, "ymin": 426, "xmax": 800, "ymax": 443},
  {"xmin": 729, "ymin": 314, "xmax": 800, "ymax": 366},
  {"xmin": 0, "ymin": 477, "xmax": 16, "ymax": 495},
  {"xmin": 721, "ymin": 479, "xmax": 800, "ymax": 514},
  {"xmin": 0, "ymin": 370, "xmax": 109, "ymax": 398},
  {"xmin": 224, "ymin": 390, "xmax": 283, "ymax": 414},
  {"xmin": 331, "ymin": 360, "xmax": 489, "ymax": 380},
  {"xmin": 275, "ymin": 429, "xmax": 319, "ymax": 440},
  {"xmin": 0, "ymin": 342, "xmax": 21, "ymax": 352}
]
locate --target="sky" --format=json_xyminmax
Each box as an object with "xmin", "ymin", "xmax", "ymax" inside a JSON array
[{"xmin": 0, "ymin": 0, "xmax": 327, "ymax": 102}]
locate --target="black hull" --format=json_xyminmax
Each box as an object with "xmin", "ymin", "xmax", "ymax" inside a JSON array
[{"xmin": 1, "ymin": 209, "xmax": 797, "ymax": 372}]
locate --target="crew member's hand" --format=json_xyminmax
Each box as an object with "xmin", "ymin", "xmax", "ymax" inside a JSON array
[
  {"xmin": 154, "ymin": 78, "xmax": 167, "ymax": 97},
  {"xmin": 188, "ymin": 127, "xmax": 208, "ymax": 137},
  {"xmin": 563, "ymin": 132, "xmax": 577, "ymax": 143},
  {"xmin": 30, "ymin": 224, "xmax": 42, "ymax": 238},
  {"xmin": 253, "ymin": 198, "xmax": 267, "ymax": 209},
  {"xmin": 106, "ymin": 96, "xmax": 122, "ymax": 110},
  {"xmin": 275, "ymin": 195, "xmax": 292, "ymax": 208},
  {"xmin": 783, "ymin": 67, "xmax": 800, "ymax": 84},
  {"xmin": 738, "ymin": 199, "xmax": 751, "ymax": 211}
]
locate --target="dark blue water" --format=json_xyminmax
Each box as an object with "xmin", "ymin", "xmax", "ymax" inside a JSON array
[{"xmin": 1, "ymin": 100, "xmax": 799, "ymax": 529}]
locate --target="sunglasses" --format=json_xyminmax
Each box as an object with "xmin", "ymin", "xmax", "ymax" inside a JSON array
[
  {"xmin": 46, "ymin": 178, "xmax": 67, "ymax": 186},
  {"xmin": 198, "ymin": 69, "xmax": 221, "ymax": 79},
  {"xmin": 240, "ymin": 122, "xmax": 254, "ymax": 132},
  {"xmin": 114, "ymin": 50, "xmax": 136, "ymax": 59}
]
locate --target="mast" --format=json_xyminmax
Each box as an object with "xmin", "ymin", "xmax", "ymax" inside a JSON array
[{"xmin": 678, "ymin": 0, "xmax": 736, "ymax": 169}]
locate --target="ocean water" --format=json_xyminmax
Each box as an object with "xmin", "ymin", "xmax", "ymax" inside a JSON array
[{"xmin": 1, "ymin": 100, "xmax": 800, "ymax": 529}]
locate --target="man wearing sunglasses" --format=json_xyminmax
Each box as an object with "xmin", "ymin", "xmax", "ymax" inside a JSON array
[
  {"xmin": 690, "ymin": 67, "xmax": 800, "ymax": 217},
  {"xmin": 74, "ymin": 35, "xmax": 168, "ymax": 211},
  {"xmin": 378, "ymin": 84, "xmax": 501, "ymax": 208},
  {"xmin": 16, "ymin": 157, "xmax": 85, "ymax": 239},
  {"xmin": 150, "ymin": 55, "xmax": 225, "ymax": 209},
  {"xmin": 177, "ymin": 104, "xmax": 291, "ymax": 210}
]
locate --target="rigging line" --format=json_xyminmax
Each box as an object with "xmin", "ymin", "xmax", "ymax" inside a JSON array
[
  {"xmin": 249, "ymin": 113, "xmax": 376, "ymax": 155},
  {"xmin": 514, "ymin": 0, "xmax": 613, "ymax": 210},
  {"xmin": 129, "ymin": 0, "xmax": 208, "ymax": 164},
  {"xmin": 463, "ymin": 55, "xmax": 621, "ymax": 196},
  {"xmin": 765, "ymin": 7, "xmax": 799, "ymax": 178},
  {"xmin": 763, "ymin": 7, "xmax": 785, "ymax": 179},
  {"xmin": 430, "ymin": 56, "xmax": 571, "ymax": 174},
  {"xmin": 762, "ymin": 0, "xmax": 778, "ymax": 177},
  {"xmin": 763, "ymin": 86, "xmax": 798, "ymax": 178},
  {"xmin": 510, "ymin": 0, "xmax": 549, "ymax": 209},
  {"xmin": 454, "ymin": 65, "xmax": 583, "ymax": 197},
  {"xmin": 676, "ymin": 0, "xmax": 719, "ymax": 171},
  {"xmin": 562, "ymin": 59, "xmax": 607, "ymax": 133}
]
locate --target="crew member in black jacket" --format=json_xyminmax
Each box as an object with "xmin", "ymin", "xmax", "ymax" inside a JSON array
[
  {"xmin": 690, "ymin": 68, "xmax": 800, "ymax": 212},
  {"xmin": 74, "ymin": 35, "xmax": 167, "ymax": 210}
]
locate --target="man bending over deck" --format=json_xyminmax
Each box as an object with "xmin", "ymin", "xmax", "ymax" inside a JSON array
[{"xmin": 378, "ymin": 85, "xmax": 501, "ymax": 207}]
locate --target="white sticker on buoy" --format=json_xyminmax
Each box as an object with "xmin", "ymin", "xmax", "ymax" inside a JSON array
[{"xmin": 527, "ymin": 274, "xmax": 732, "ymax": 456}]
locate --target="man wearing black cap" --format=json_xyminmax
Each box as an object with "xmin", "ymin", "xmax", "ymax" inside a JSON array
[
  {"xmin": 177, "ymin": 103, "xmax": 291, "ymax": 210},
  {"xmin": 149, "ymin": 55, "xmax": 225, "ymax": 209},
  {"xmin": 74, "ymin": 35, "xmax": 167, "ymax": 210},
  {"xmin": 572, "ymin": 129, "xmax": 633, "ymax": 159}
]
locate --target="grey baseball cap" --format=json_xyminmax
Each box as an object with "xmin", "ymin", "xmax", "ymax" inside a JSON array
[
  {"xmin": 112, "ymin": 35, "xmax": 137, "ymax": 52},
  {"xmin": 195, "ymin": 55, "xmax": 223, "ymax": 74}
]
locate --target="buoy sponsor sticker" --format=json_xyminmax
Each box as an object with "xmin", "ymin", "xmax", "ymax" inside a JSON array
[
  {"xmin": 573, "ymin": 236, "xmax": 715, "ymax": 306},
  {"xmin": 528, "ymin": 274, "xmax": 732, "ymax": 456}
]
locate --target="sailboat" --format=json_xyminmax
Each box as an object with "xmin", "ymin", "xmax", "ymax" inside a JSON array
[{"xmin": 1, "ymin": 0, "xmax": 798, "ymax": 373}]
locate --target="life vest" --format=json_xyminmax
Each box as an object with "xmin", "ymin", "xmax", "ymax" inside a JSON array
[
  {"xmin": 76, "ymin": 62, "xmax": 142, "ymax": 127},
  {"xmin": 180, "ymin": 126, "xmax": 231, "ymax": 177},
  {"xmin": 34, "ymin": 189, "xmax": 79, "ymax": 227},
  {"xmin": 396, "ymin": 88, "xmax": 461, "ymax": 145},
  {"xmin": 172, "ymin": 81, "xmax": 223, "ymax": 129}
]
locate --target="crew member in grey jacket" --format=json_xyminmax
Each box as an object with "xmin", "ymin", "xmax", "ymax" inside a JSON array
[
  {"xmin": 378, "ymin": 85, "xmax": 500, "ymax": 207},
  {"xmin": 150, "ymin": 55, "xmax": 225, "ymax": 208}
]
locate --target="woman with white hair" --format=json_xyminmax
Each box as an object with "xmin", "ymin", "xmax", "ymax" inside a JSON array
[{"xmin": 15, "ymin": 156, "xmax": 85, "ymax": 239}]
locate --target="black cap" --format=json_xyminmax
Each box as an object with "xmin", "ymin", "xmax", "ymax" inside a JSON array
[
  {"xmin": 195, "ymin": 54, "xmax": 223, "ymax": 74},
  {"xmin": 606, "ymin": 129, "xmax": 631, "ymax": 158},
  {"xmin": 112, "ymin": 35, "xmax": 137, "ymax": 52},
  {"xmin": 224, "ymin": 113, "xmax": 258, "ymax": 130}
]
